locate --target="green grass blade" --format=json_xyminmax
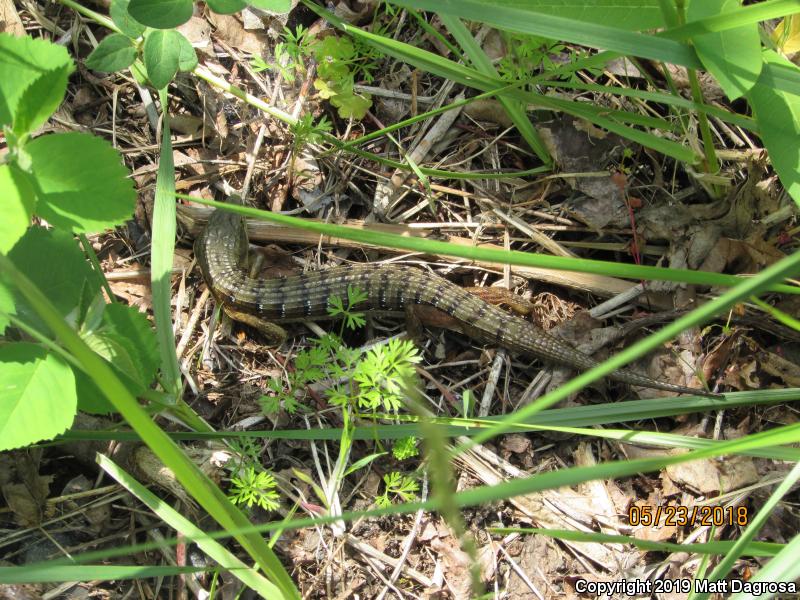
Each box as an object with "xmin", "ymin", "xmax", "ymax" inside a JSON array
[
  {"xmin": 729, "ymin": 531, "xmax": 800, "ymax": 600},
  {"xmin": 98, "ymin": 454, "xmax": 283, "ymax": 598},
  {"xmin": 488, "ymin": 527, "xmax": 784, "ymax": 558},
  {"xmin": 440, "ymin": 14, "xmax": 551, "ymax": 164},
  {"xmin": 0, "ymin": 565, "xmax": 207, "ymax": 584},
  {"xmin": 697, "ymin": 461, "xmax": 800, "ymax": 599},
  {"xmin": 182, "ymin": 196, "xmax": 800, "ymax": 295},
  {"xmin": 389, "ymin": 0, "xmax": 702, "ymax": 68},
  {"xmin": 151, "ymin": 88, "xmax": 181, "ymax": 396}
]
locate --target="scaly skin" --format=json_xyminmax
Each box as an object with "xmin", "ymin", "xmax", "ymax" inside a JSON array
[{"xmin": 196, "ymin": 209, "xmax": 717, "ymax": 397}]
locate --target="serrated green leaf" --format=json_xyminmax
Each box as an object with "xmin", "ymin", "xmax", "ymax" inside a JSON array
[
  {"xmin": 13, "ymin": 64, "xmax": 72, "ymax": 137},
  {"xmin": 248, "ymin": 0, "xmax": 291, "ymax": 12},
  {"xmin": 129, "ymin": 0, "xmax": 193, "ymax": 29},
  {"xmin": 143, "ymin": 29, "xmax": 181, "ymax": 89},
  {"xmin": 175, "ymin": 31, "xmax": 198, "ymax": 72},
  {"xmin": 110, "ymin": 0, "xmax": 147, "ymax": 38},
  {"xmin": 688, "ymin": 0, "xmax": 761, "ymax": 100},
  {"xmin": 99, "ymin": 303, "xmax": 159, "ymax": 388},
  {"xmin": 207, "ymin": 0, "xmax": 248, "ymax": 14},
  {"xmin": 0, "ymin": 343, "xmax": 76, "ymax": 451},
  {"xmin": 86, "ymin": 33, "xmax": 137, "ymax": 72},
  {"xmin": 5, "ymin": 226, "xmax": 99, "ymax": 334},
  {"xmin": 26, "ymin": 132, "xmax": 135, "ymax": 233},
  {"xmin": 0, "ymin": 164, "xmax": 35, "ymax": 254},
  {"xmin": 0, "ymin": 34, "xmax": 73, "ymax": 131},
  {"xmin": 747, "ymin": 50, "xmax": 800, "ymax": 209},
  {"xmin": 330, "ymin": 90, "xmax": 371, "ymax": 119}
]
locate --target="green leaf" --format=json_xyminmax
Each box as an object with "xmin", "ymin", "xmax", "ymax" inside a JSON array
[
  {"xmin": 687, "ymin": 0, "xmax": 762, "ymax": 100},
  {"xmin": 747, "ymin": 50, "xmax": 800, "ymax": 208},
  {"xmin": 26, "ymin": 132, "xmax": 136, "ymax": 233},
  {"xmin": 143, "ymin": 29, "xmax": 182, "ymax": 89},
  {"xmin": 91, "ymin": 303, "xmax": 159, "ymax": 390},
  {"xmin": 110, "ymin": 0, "xmax": 147, "ymax": 38},
  {"xmin": 175, "ymin": 31, "xmax": 198, "ymax": 72},
  {"xmin": 128, "ymin": 0, "xmax": 192, "ymax": 29},
  {"xmin": 330, "ymin": 89, "xmax": 371, "ymax": 120},
  {"xmin": 13, "ymin": 64, "xmax": 72, "ymax": 137},
  {"xmin": 0, "ymin": 343, "xmax": 76, "ymax": 451},
  {"xmin": 0, "ymin": 164, "xmax": 35, "ymax": 254},
  {"xmin": 5, "ymin": 226, "xmax": 99, "ymax": 333},
  {"xmin": 86, "ymin": 33, "xmax": 137, "ymax": 72},
  {"xmin": 247, "ymin": 0, "xmax": 292, "ymax": 12},
  {"xmin": 207, "ymin": 0, "xmax": 248, "ymax": 14},
  {"xmin": 0, "ymin": 34, "xmax": 73, "ymax": 132}
]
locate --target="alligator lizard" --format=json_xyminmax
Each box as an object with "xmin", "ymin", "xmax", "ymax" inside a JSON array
[{"xmin": 196, "ymin": 208, "xmax": 716, "ymax": 397}]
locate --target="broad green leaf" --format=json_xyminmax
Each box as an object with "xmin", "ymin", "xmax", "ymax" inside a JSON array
[
  {"xmin": 86, "ymin": 33, "xmax": 137, "ymax": 72},
  {"xmin": 78, "ymin": 306, "xmax": 159, "ymax": 413},
  {"xmin": 0, "ymin": 34, "xmax": 73, "ymax": 131},
  {"xmin": 143, "ymin": 29, "xmax": 181, "ymax": 89},
  {"xmin": 206, "ymin": 0, "xmax": 248, "ymax": 14},
  {"xmin": 5, "ymin": 226, "xmax": 99, "ymax": 332},
  {"xmin": 688, "ymin": 0, "xmax": 761, "ymax": 100},
  {"xmin": 248, "ymin": 0, "xmax": 292, "ymax": 12},
  {"xmin": 26, "ymin": 132, "xmax": 136, "ymax": 233},
  {"xmin": 13, "ymin": 64, "xmax": 72, "ymax": 137},
  {"xmin": 747, "ymin": 50, "xmax": 800, "ymax": 208},
  {"xmin": 0, "ymin": 343, "xmax": 76, "ymax": 451},
  {"xmin": 110, "ymin": 0, "xmax": 147, "ymax": 38},
  {"xmin": 0, "ymin": 254, "xmax": 300, "ymax": 599},
  {"xmin": 74, "ymin": 370, "xmax": 117, "ymax": 415},
  {"xmin": 175, "ymin": 31, "xmax": 198, "ymax": 72},
  {"xmin": 330, "ymin": 89, "xmax": 371, "ymax": 119},
  {"xmin": 90, "ymin": 303, "xmax": 159, "ymax": 390},
  {"xmin": 128, "ymin": 0, "xmax": 192, "ymax": 29},
  {"xmin": 0, "ymin": 164, "xmax": 35, "ymax": 254}
]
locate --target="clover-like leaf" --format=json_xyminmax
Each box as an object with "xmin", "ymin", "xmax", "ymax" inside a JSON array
[
  {"xmin": 143, "ymin": 29, "xmax": 182, "ymax": 89},
  {"xmin": 110, "ymin": 0, "xmax": 146, "ymax": 38},
  {"xmin": 86, "ymin": 33, "xmax": 137, "ymax": 72},
  {"xmin": 129, "ymin": 0, "xmax": 192, "ymax": 29}
]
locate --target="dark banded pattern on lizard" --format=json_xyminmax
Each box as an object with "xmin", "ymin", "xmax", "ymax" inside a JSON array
[{"xmin": 196, "ymin": 208, "xmax": 717, "ymax": 397}]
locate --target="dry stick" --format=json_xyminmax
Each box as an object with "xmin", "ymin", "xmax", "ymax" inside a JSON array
[
  {"xmin": 491, "ymin": 206, "xmax": 576, "ymax": 259},
  {"xmin": 177, "ymin": 287, "xmax": 211, "ymax": 360},
  {"xmin": 374, "ymin": 475, "xmax": 430, "ymax": 600},
  {"xmin": 343, "ymin": 533, "xmax": 434, "ymax": 588}
]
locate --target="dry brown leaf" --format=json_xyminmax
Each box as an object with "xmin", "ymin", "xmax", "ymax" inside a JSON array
[
  {"xmin": 0, "ymin": 0, "xmax": 24, "ymax": 36},
  {"xmin": 758, "ymin": 349, "xmax": 800, "ymax": 387},
  {"xmin": 665, "ymin": 456, "xmax": 720, "ymax": 495},
  {"xmin": 177, "ymin": 16, "xmax": 212, "ymax": 56},
  {"xmin": 717, "ymin": 456, "xmax": 760, "ymax": 492},
  {"xmin": 772, "ymin": 16, "xmax": 800, "ymax": 54},
  {"xmin": 206, "ymin": 11, "xmax": 271, "ymax": 55},
  {"xmin": 431, "ymin": 536, "xmax": 472, "ymax": 600}
]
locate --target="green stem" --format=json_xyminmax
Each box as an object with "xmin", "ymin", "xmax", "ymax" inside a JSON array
[
  {"xmin": 78, "ymin": 233, "xmax": 117, "ymax": 305},
  {"xmin": 56, "ymin": 0, "xmax": 120, "ymax": 33}
]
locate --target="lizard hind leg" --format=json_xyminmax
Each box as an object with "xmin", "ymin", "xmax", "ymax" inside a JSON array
[{"xmin": 222, "ymin": 304, "xmax": 288, "ymax": 345}]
